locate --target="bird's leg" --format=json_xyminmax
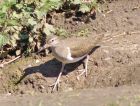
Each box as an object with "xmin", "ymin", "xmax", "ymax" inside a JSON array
[
  {"xmin": 77, "ymin": 55, "xmax": 89, "ymax": 80},
  {"xmin": 50, "ymin": 63, "xmax": 65, "ymax": 92}
]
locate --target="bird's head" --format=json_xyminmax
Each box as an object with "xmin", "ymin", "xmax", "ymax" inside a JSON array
[
  {"xmin": 37, "ymin": 36, "xmax": 59, "ymax": 53},
  {"xmin": 47, "ymin": 36, "xmax": 59, "ymax": 46}
]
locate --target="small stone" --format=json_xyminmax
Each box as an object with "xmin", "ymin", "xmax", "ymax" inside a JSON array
[
  {"xmin": 20, "ymin": 90, "xmax": 25, "ymax": 94},
  {"xmin": 36, "ymin": 59, "xmax": 40, "ymax": 63},
  {"xmin": 39, "ymin": 85, "xmax": 45, "ymax": 89}
]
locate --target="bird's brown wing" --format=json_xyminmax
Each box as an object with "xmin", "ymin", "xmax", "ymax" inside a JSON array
[
  {"xmin": 68, "ymin": 35, "xmax": 104, "ymax": 58},
  {"xmin": 70, "ymin": 43, "xmax": 95, "ymax": 58}
]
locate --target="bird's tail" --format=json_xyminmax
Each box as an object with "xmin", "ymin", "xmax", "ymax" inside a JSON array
[{"xmin": 88, "ymin": 34, "xmax": 104, "ymax": 55}]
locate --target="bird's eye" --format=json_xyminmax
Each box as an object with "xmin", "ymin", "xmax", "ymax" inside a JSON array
[{"xmin": 52, "ymin": 39, "xmax": 54, "ymax": 42}]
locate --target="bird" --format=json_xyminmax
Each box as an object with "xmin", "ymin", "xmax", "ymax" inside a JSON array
[{"xmin": 38, "ymin": 34, "xmax": 104, "ymax": 92}]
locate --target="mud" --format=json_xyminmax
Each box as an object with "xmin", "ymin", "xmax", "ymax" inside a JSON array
[{"xmin": 0, "ymin": 0, "xmax": 140, "ymax": 105}]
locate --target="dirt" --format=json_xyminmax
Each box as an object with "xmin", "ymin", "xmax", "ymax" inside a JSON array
[
  {"xmin": 0, "ymin": 0, "xmax": 140, "ymax": 105},
  {"xmin": 1, "ymin": 85, "xmax": 140, "ymax": 106}
]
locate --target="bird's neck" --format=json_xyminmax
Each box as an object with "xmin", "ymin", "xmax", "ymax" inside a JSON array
[{"xmin": 51, "ymin": 42, "xmax": 60, "ymax": 48}]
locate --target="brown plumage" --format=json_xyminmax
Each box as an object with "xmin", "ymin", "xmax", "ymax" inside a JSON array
[
  {"xmin": 39, "ymin": 34, "xmax": 104, "ymax": 92},
  {"xmin": 50, "ymin": 35, "xmax": 103, "ymax": 60},
  {"xmin": 68, "ymin": 36, "xmax": 103, "ymax": 58}
]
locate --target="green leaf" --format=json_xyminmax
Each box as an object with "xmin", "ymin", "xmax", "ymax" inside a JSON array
[
  {"xmin": 72, "ymin": 0, "xmax": 81, "ymax": 4},
  {"xmin": 10, "ymin": 37, "xmax": 17, "ymax": 47},
  {"xmin": 34, "ymin": 10, "xmax": 45, "ymax": 19},
  {"xmin": 0, "ymin": 12, "xmax": 6, "ymax": 18},
  {"xmin": 0, "ymin": 0, "xmax": 16, "ymax": 12},
  {"xmin": 13, "ymin": 26, "xmax": 22, "ymax": 31},
  {"xmin": 43, "ymin": 23, "xmax": 55, "ymax": 35},
  {"xmin": 49, "ymin": 0, "xmax": 61, "ymax": 2},
  {"xmin": 24, "ymin": 6, "xmax": 34, "ymax": 12},
  {"xmin": 0, "ymin": 35, "xmax": 9, "ymax": 48},
  {"xmin": 28, "ymin": 18, "xmax": 37, "ymax": 26},
  {"xmin": 90, "ymin": 0, "xmax": 98, "ymax": 8},
  {"xmin": 39, "ymin": 0, "xmax": 63, "ymax": 13},
  {"xmin": 12, "ymin": 12, "xmax": 23, "ymax": 19},
  {"xmin": 2, "ymin": 5, "xmax": 9, "ymax": 13},
  {"xmin": 0, "ymin": 18, "xmax": 5, "ymax": 25},
  {"xmin": 79, "ymin": 4, "xmax": 90, "ymax": 13},
  {"xmin": 13, "ymin": 33, "xmax": 20, "ymax": 40},
  {"xmin": 6, "ymin": 19, "xmax": 19, "ymax": 26},
  {"xmin": 15, "ymin": 4, "xmax": 24, "ymax": 9},
  {"xmin": 20, "ymin": 33, "xmax": 29, "ymax": 40},
  {"xmin": 8, "ymin": 0, "xmax": 16, "ymax": 4},
  {"xmin": 55, "ymin": 28, "xmax": 67, "ymax": 37},
  {"xmin": 24, "ymin": 0, "xmax": 40, "ymax": 4}
]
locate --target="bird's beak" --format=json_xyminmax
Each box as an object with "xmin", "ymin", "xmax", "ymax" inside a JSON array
[{"xmin": 37, "ymin": 44, "xmax": 50, "ymax": 53}]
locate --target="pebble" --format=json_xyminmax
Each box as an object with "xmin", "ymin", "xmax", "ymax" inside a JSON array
[{"xmin": 36, "ymin": 59, "xmax": 40, "ymax": 63}]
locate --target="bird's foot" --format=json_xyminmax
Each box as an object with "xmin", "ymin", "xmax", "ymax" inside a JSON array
[
  {"xmin": 77, "ymin": 69, "xmax": 87, "ymax": 80},
  {"xmin": 62, "ymin": 69, "xmax": 67, "ymax": 75},
  {"xmin": 49, "ymin": 79, "xmax": 61, "ymax": 93},
  {"xmin": 49, "ymin": 63, "xmax": 65, "ymax": 93}
]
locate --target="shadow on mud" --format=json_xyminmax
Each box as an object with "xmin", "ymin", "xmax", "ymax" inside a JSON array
[{"xmin": 16, "ymin": 46, "xmax": 100, "ymax": 84}]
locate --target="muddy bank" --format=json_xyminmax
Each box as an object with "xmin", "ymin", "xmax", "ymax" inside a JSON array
[{"xmin": 0, "ymin": 0, "xmax": 140, "ymax": 94}]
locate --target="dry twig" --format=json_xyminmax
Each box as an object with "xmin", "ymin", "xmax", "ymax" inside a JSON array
[{"xmin": 0, "ymin": 56, "xmax": 21, "ymax": 68}]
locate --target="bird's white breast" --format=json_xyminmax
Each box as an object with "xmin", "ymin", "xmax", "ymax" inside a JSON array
[
  {"xmin": 66, "ymin": 47, "xmax": 74, "ymax": 61},
  {"xmin": 51, "ymin": 46, "xmax": 86, "ymax": 64},
  {"xmin": 65, "ymin": 47, "xmax": 86, "ymax": 63}
]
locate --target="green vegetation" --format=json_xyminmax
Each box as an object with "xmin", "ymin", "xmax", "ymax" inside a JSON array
[{"xmin": 0, "ymin": 0, "xmax": 98, "ymax": 58}]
